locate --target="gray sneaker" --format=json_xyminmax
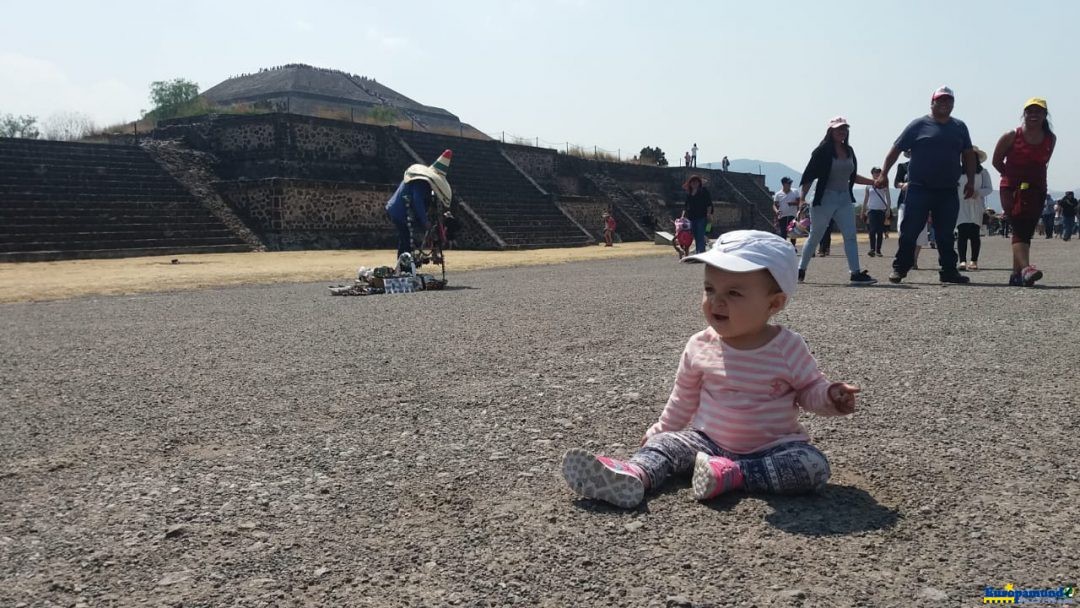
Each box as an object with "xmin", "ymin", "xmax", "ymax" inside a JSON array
[{"xmin": 561, "ymin": 448, "xmax": 645, "ymax": 509}]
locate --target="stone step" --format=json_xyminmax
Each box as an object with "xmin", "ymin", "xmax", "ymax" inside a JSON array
[
  {"xmin": 501, "ymin": 238, "xmax": 592, "ymax": 248},
  {"xmin": 0, "ymin": 138, "xmax": 143, "ymax": 152},
  {"xmin": 0, "ymin": 156, "xmax": 164, "ymax": 170},
  {"xmin": 0, "ymin": 193, "xmax": 197, "ymax": 203},
  {"xmin": 0, "ymin": 243, "xmax": 253, "ymax": 263},
  {"xmin": 0, "ymin": 228, "xmax": 239, "ymax": 243},
  {"xmin": 0, "ymin": 235, "xmax": 246, "ymax": 253},
  {"xmin": 0, "ymin": 171, "xmax": 182, "ymax": 184},
  {"xmin": 3, "ymin": 221, "xmax": 230, "ymax": 234},
  {"xmin": 1, "ymin": 207, "xmax": 220, "ymax": 217}
]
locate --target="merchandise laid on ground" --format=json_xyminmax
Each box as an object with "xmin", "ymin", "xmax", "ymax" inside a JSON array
[{"xmin": 329, "ymin": 251, "xmax": 447, "ymax": 296}]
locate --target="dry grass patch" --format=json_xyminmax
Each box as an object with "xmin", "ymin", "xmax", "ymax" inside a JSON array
[{"xmin": 0, "ymin": 242, "xmax": 672, "ymax": 304}]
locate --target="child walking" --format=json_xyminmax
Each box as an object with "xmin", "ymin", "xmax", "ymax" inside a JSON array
[
  {"xmin": 602, "ymin": 211, "xmax": 616, "ymax": 247},
  {"xmin": 673, "ymin": 213, "xmax": 693, "ymax": 258},
  {"xmin": 562, "ymin": 230, "xmax": 858, "ymax": 508}
]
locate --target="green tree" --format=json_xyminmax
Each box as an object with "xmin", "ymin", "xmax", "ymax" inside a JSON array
[
  {"xmin": 368, "ymin": 105, "xmax": 399, "ymax": 125},
  {"xmin": 0, "ymin": 114, "xmax": 40, "ymax": 139},
  {"xmin": 639, "ymin": 146, "xmax": 668, "ymax": 166},
  {"xmin": 149, "ymin": 78, "xmax": 200, "ymax": 118}
]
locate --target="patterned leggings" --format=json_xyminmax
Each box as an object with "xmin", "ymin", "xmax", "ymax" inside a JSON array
[{"xmin": 628, "ymin": 430, "xmax": 830, "ymax": 494}]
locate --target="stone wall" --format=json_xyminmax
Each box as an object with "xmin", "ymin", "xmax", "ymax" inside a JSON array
[
  {"xmin": 214, "ymin": 177, "xmax": 499, "ymax": 251},
  {"xmin": 502, "ymin": 144, "xmax": 557, "ymax": 191},
  {"xmin": 557, "ymin": 196, "xmax": 608, "ymax": 241},
  {"xmin": 215, "ymin": 178, "xmax": 398, "ymax": 249},
  {"xmin": 556, "ymin": 176, "xmax": 583, "ymax": 196},
  {"xmin": 148, "ymin": 114, "xmax": 772, "ymax": 249},
  {"xmin": 291, "ymin": 122, "xmax": 379, "ymax": 160},
  {"xmin": 551, "ymin": 155, "xmax": 773, "ymax": 232},
  {"xmin": 155, "ymin": 114, "xmax": 392, "ymax": 182},
  {"xmin": 713, "ymin": 202, "xmax": 742, "ymax": 226},
  {"xmin": 216, "ymin": 121, "xmax": 276, "ymax": 154}
]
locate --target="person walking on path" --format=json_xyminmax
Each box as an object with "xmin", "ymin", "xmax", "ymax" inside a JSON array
[
  {"xmin": 797, "ymin": 116, "xmax": 877, "ymax": 285},
  {"xmin": 722, "ymin": 156, "xmax": 731, "ymax": 172},
  {"xmin": 561, "ymin": 231, "xmax": 857, "ymax": 508},
  {"xmin": 1041, "ymin": 193, "xmax": 1057, "ymax": 239},
  {"xmin": 602, "ymin": 210, "xmax": 617, "ymax": 247},
  {"xmin": 893, "ymin": 151, "xmax": 929, "ymax": 269},
  {"xmin": 876, "ymin": 86, "xmax": 976, "ymax": 284},
  {"xmin": 773, "ymin": 176, "xmax": 802, "ymax": 245},
  {"xmin": 992, "ymin": 97, "xmax": 1057, "ymax": 286},
  {"xmin": 861, "ymin": 167, "xmax": 892, "ymax": 257},
  {"xmin": 684, "ymin": 151, "xmax": 692, "ymax": 168},
  {"xmin": 1058, "ymin": 191, "xmax": 1078, "ymax": 242},
  {"xmin": 691, "ymin": 143, "xmax": 698, "ymax": 167},
  {"xmin": 956, "ymin": 147, "xmax": 993, "ymax": 271},
  {"xmin": 683, "ymin": 175, "xmax": 713, "ymax": 253}
]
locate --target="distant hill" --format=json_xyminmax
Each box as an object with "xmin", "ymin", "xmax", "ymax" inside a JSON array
[{"xmin": 700, "ymin": 159, "xmax": 800, "ymax": 193}]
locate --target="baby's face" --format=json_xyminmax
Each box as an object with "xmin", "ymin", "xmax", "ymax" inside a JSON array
[{"xmin": 701, "ymin": 266, "xmax": 785, "ymax": 346}]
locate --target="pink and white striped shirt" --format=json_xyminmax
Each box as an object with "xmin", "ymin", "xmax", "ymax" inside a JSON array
[{"xmin": 646, "ymin": 326, "xmax": 842, "ymax": 454}]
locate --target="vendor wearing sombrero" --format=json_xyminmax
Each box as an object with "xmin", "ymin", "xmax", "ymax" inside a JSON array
[{"xmin": 385, "ymin": 149, "xmax": 453, "ymax": 257}]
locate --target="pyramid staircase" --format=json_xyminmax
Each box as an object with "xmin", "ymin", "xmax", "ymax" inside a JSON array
[
  {"xmin": 0, "ymin": 138, "xmax": 250, "ymax": 261},
  {"xmin": 399, "ymin": 132, "xmax": 592, "ymax": 248},
  {"xmin": 581, "ymin": 173, "xmax": 652, "ymax": 241}
]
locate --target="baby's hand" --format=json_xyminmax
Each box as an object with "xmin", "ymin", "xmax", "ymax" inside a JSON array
[{"xmin": 828, "ymin": 383, "xmax": 860, "ymax": 414}]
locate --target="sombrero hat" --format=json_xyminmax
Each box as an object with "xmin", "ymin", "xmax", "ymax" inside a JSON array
[
  {"xmin": 682, "ymin": 174, "xmax": 707, "ymax": 191},
  {"xmin": 972, "ymin": 145, "xmax": 988, "ymax": 164},
  {"xmin": 404, "ymin": 149, "xmax": 453, "ymax": 206}
]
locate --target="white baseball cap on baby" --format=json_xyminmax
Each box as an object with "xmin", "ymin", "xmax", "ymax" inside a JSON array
[{"xmin": 682, "ymin": 230, "xmax": 798, "ymax": 297}]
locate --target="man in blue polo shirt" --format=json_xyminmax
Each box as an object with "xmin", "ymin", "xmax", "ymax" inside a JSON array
[{"xmin": 876, "ymin": 86, "xmax": 977, "ymax": 284}]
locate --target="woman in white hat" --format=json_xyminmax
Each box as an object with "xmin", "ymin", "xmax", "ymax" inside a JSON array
[
  {"xmin": 797, "ymin": 117, "xmax": 877, "ymax": 285},
  {"xmin": 955, "ymin": 146, "xmax": 993, "ymax": 270}
]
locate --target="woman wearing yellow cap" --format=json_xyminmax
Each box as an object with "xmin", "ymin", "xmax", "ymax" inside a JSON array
[{"xmin": 992, "ymin": 98, "xmax": 1056, "ymax": 286}]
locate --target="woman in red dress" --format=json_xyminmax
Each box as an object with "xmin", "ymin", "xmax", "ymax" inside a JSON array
[{"xmin": 992, "ymin": 98, "xmax": 1057, "ymax": 286}]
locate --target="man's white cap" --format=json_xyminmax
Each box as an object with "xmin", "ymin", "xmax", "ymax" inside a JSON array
[
  {"xmin": 932, "ymin": 85, "xmax": 955, "ymax": 100},
  {"xmin": 682, "ymin": 230, "xmax": 798, "ymax": 297}
]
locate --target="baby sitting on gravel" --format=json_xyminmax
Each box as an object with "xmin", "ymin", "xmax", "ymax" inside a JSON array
[{"xmin": 562, "ymin": 230, "xmax": 858, "ymax": 508}]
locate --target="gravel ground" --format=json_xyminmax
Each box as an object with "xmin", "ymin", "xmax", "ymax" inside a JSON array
[{"xmin": 2, "ymin": 236, "xmax": 1078, "ymax": 607}]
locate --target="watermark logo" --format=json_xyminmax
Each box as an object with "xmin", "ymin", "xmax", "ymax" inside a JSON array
[{"xmin": 982, "ymin": 583, "xmax": 1076, "ymax": 604}]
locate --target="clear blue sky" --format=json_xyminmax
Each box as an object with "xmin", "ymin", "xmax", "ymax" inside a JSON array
[{"xmin": 2, "ymin": 0, "xmax": 1076, "ymax": 189}]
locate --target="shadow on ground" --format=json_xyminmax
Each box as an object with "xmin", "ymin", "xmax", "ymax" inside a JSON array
[
  {"xmin": 764, "ymin": 484, "xmax": 900, "ymax": 535},
  {"xmin": 700, "ymin": 484, "xmax": 900, "ymax": 536},
  {"xmin": 570, "ymin": 480, "xmax": 899, "ymax": 536}
]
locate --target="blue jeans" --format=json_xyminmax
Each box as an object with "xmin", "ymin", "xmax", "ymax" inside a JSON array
[
  {"xmin": 392, "ymin": 218, "xmax": 414, "ymax": 256},
  {"xmin": 892, "ymin": 186, "xmax": 959, "ymax": 273},
  {"xmin": 777, "ymin": 215, "xmax": 794, "ymax": 240},
  {"xmin": 691, "ymin": 218, "xmax": 708, "ymax": 253},
  {"xmin": 1042, "ymin": 214, "xmax": 1055, "ymax": 238},
  {"xmin": 799, "ymin": 190, "xmax": 860, "ymax": 274},
  {"xmin": 867, "ymin": 209, "xmax": 887, "ymax": 252},
  {"xmin": 1061, "ymin": 215, "xmax": 1075, "ymax": 241}
]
